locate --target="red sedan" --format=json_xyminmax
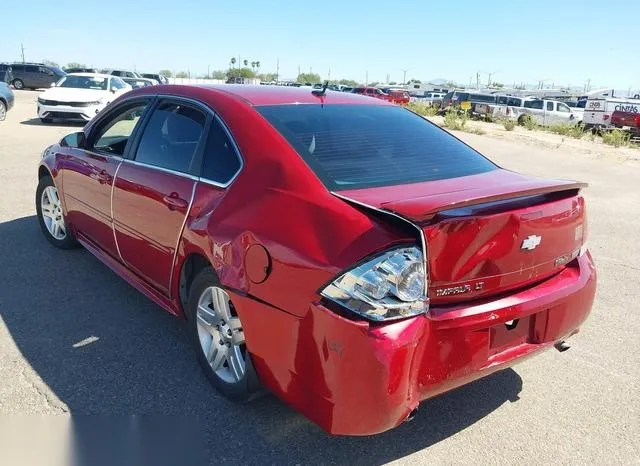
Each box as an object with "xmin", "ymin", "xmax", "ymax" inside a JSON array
[{"xmin": 36, "ymin": 84, "xmax": 596, "ymax": 435}]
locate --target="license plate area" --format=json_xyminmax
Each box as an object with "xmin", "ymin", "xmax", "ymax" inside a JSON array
[{"xmin": 489, "ymin": 315, "xmax": 533, "ymax": 356}]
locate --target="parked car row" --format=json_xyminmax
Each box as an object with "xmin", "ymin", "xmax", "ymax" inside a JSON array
[
  {"xmin": 0, "ymin": 62, "xmax": 65, "ymax": 90},
  {"xmin": 437, "ymin": 90, "xmax": 584, "ymax": 126}
]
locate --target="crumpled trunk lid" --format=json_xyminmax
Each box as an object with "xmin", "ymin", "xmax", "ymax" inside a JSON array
[{"xmin": 336, "ymin": 170, "xmax": 587, "ymax": 304}]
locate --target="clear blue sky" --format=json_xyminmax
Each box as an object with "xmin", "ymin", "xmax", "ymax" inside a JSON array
[{"xmin": 2, "ymin": 0, "xmax": 638, "ymax": 90}]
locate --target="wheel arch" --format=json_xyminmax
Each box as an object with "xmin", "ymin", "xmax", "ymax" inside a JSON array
[{"xmin": 177, "ymin": 252, "xmax": 214, "ymax": 319}]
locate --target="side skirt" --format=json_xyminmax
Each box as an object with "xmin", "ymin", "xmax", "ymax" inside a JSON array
[{"xmin": 77, "ymin": 233, "xmax": 180, "ymax": 317}]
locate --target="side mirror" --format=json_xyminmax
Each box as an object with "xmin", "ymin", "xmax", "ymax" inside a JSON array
[{"xmin": 60, "ymin": 131, "xmax": 86, "ymax": 149}]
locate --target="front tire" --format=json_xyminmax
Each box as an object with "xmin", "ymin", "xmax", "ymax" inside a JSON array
[
  {"xmin": 36, "ymin": 176, "xmax": 78, "ymax": 249},
  {"xmin": 12, "ymin": 79, "xmax": 24, "ymax": 90},
  {"xmin": 0, "ymin": 100, "xmax": 6, "ymax": 121},
  {"xmin": 187, "ymin": 268, "xmax": 260, "ymax": 402}
]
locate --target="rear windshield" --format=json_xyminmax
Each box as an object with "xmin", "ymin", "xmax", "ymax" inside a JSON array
[{"xmin": 257, "ymin": 104, "xmax": 497, "ymax": 190}]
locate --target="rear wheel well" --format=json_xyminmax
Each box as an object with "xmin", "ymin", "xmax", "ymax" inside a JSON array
[{"xmin": 179, "ymin": 253, "xmax": 212, "ymax": 318}]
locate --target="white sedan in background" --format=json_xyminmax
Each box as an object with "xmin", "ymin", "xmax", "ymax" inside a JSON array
[{"xmin": 37, "ymin": 73, "xmax": 131, "ymax": 123}]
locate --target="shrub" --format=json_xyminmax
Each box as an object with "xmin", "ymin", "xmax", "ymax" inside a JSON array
[
  {"xmin": 602, "ymin": 129, "xmax": 631, "ymax": 148},
  {"xmin": 519, "ymin": 114, "xmax": 537, "ymax": 131},
  {"xmin": 502, "ymin": 119, "xmax": 516, "ymax": 131},
  {"xmin": 443, "ymin": 109, "xmax": 467, "ymax": 130},
  {"xmin": 548, "ymin": 123, "xmax": 586, "ymax": 139},
  {"xmin": 405, "ymin": 102, "xmax": 438, "ymax": 117}
]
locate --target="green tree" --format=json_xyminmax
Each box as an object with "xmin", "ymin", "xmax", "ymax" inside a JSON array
[
  {"xmin": 159, "ymin": 69, "xmax": 173, "ymax": 78},
  {"xmin": 491, "ymin": 82, "xmax": 504, "ymax": 88},
  {"xmin": 210, "ymin": 70, "xmax": 226, "ymax": 79},
  {"xmin": 337, "ymin": 78, "xmax": 358, "ymax": 87},
  {"xmin": 175, "ymin": 71, "xmax": 189, "ymax": 78},
  {"xmin": 43, "ymin": 59, "xmax": 59, "ymax": 67},
  {"xmin": 259, "ymin": 72, "xmax": 278, "ymax": 82},
  {"xmin": 65, "ymin": 62, "xmax": 86, "ymax": 70},
  {"xmin": 389, "ymin": 81, "xmax": 397, "ymax": 85},
  {"xmin": 226, "ymin": 67, "xmax": 256, "ymax": 78},
  {"xmin": 297, "ymin": 72, "xmax": 321, "ymax": 83}
]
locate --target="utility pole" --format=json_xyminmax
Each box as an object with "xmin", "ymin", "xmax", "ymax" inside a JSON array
[
  {"xmin": 365, "ymin": 71, "xmax": 368, "ymax": 86},
  {"xmin": 207, "ymin": 64, "xmax": 210, "ymax": 78},
  {"xmin": 476, "ymin": 71, "xmax": 480, "ymax": 89},
  {"xmin": 488, "ymin": 72, "xmax": 493, "ymax": 87},
  {"xmin": 297, "ymin": 65, "xmax": 300, "ymax": 79},
  {"xmin": 328, "ymin": 67, "xmax": 331, "ymax": 81},
  {"xmin": 20, "ymin": 43, "xmax": 25, "ymax": 63},
  {"xmin": 276, "ymin": 58, "xmax": 279, "ymax": 83},
  {"xmin": 401, "ymin": 69, "xmax": 409, "ymax": 85}
]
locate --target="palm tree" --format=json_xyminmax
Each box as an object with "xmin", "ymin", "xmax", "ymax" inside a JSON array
[
  {"xmin": 251, "ymin": 61, "xmax": 256, "ymax": 70},
  {"xmin": 243, "ymin": 59, "xmax": 248, "ymax": 67},
  {"xmin": 230, "ymin": 57, "xmax": 236, "ymax": 68},
  {"xmin": 256, "ymin": 61, "xmax": 260, "ymax": 71}
]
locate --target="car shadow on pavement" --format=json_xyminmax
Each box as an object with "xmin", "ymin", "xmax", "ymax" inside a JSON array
[
  {"xmin": 0, "ymin": 216, "xmax": 523, "ymax": 465},
  {"xmin": 20, "ymin": 118, "xmax": 85, "ymax": 127}
]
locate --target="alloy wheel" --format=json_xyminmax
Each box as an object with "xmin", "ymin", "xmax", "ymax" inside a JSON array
[
  {"xmin": 13, "ymin": 79, "xmax": 24, "ymax": 90},
  {"xmin": 40, "ymin": 186, "xmax": 67, "ymax": 240},
  {"xmin": 196, "ymin": 286, "xmax": 246, "ymax": 384}
]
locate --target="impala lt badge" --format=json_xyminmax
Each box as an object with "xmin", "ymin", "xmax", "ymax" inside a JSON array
[{"xmin": 521, "ymin": 235, "xmax": 542, "ymax": 251}]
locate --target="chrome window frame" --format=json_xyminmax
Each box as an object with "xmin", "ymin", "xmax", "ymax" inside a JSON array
[{"xmin": 115, "ymin": 94, "xmax": 244, "ymax": 189}]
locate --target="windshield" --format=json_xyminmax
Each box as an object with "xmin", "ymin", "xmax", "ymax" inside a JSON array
[
  {"xmin": 257, "ymin": 104, "xmax": 496, "ymax": 190},
  {"xmin": 58, "ymin": 75, "xmax": 108, "ymax": 90}
]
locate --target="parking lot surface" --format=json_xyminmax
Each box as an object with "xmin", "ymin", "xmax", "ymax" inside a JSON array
[{"xmin": 1, "ymin": 91, "xmax": 639, "ymax": 464}]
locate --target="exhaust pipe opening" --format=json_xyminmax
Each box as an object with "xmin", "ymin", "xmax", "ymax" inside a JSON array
[
  {"xmin": 406, "ymin": 408, "xmax": 419, "ymax": 422},
  {"xmin": 554, "ymin": 340, "xmax": 571, "ymax": 352}
]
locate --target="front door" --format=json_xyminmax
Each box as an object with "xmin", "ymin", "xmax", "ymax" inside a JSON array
[
  {"xmin": 112, "ymin": 99, "xmax": 208, "ymax": 294},
  {"xmin": 60, "ymin": 98, "xmax": 151, "ymax": 257}
]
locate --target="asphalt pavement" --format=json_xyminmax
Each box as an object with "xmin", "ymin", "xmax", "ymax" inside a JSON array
[{"xmin": 0, "ymin": 91, "xmax": 638, "ymax": 465}]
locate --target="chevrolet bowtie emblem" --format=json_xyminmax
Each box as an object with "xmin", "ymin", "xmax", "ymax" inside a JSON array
[{"xmin": 521, "ymin": 235, "xmax": 542, "ymax": 251}]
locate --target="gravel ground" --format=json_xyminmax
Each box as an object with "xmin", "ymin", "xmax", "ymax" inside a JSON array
[{"xmin": 0, "ymin": 91, "xmax": 638, "ymax": 465}]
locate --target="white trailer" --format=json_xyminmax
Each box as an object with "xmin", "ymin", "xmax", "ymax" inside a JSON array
[{"xmin": 583, "ymin": 97, "xmax": 640, "ymax": 130}]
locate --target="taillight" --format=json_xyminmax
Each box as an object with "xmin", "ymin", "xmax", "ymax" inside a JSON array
[
  {"xmin": 321, "ymin": 246, "xmax": 428, "ymax": 321},
  {"xmin": 635, "ymin": 115, "xmax": 640, "ymax": 127}
]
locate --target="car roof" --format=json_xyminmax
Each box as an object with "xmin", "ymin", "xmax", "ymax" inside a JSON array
[
  {"xmin": 67, "ymin": 72, "xmax": 112, "ymax": 78},
  {"xmin": 188, "ymin": 84, "xmax": 392, "ymax": 106}
]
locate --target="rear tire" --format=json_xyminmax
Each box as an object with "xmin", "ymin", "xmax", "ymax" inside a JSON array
[
  {"xmin": 187, "ymin": 268, "xmax": 261, "ymax": 402},
  {"xmin": 12, "ymin": 79, "xmax": 24, "ymax": 90}
]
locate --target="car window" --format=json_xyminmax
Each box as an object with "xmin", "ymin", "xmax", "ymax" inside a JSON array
[
  {"xmin": 12, "ymin": 65, "xmax": 24, "ymax": 72},
  {"xmin": 546, "ymin": 101, "xmax": 554, "ymax": 111},
  {"xmin": 110, "ymin": 77, "xmax": 126, "ymax": 90},
  {"xmin": 507, "ymin": 97, "xmax": 521, "ymax": 106},
  {"xmin": 201, "ymin": 118, "xmax": 242, "ymax": 184},
  {"xmin": 134, "ymin": 101, "xmax": 206, "ymax": 174},
  {"xmin": 497, "ymin": 96, "xmax": 508, "ymax": 105},
  {"xmin": 257, "ymin": 104, "xmax": 497, "ymax": 190},
  {"xmin": 39, "ymin": 67, "xmax": 51, "ymax": 75},
  {"xmin": 557, "ymin": 103, "xmax": 571, "ymax": 113},
  {"xmin": 92, "ymin": 101, "xmax": 150, "ymax": 155},
  {"xmin": 524, "ymin": 100, "xmax": 543, "ymax": 110},
  {"xmin": 25, "ymin": 65, "xmax": 39, "ymax": 73}
]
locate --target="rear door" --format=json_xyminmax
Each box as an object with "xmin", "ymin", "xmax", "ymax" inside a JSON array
[
  {"xmin": 23, "ymin": 65, "xmax": 39, "ymax": 88},
  {"xmin": 112, "ymin": 98, "xmax": 208, "ymax": 294}
]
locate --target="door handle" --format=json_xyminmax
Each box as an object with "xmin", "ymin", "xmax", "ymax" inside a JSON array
[{"xmin": 162, "ymin": 193, "xmax": 188, "ymax": 211}]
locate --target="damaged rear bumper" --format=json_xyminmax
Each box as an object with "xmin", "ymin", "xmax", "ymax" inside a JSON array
[{"xmin": 231, "ymin": 252, "xmax": 596, "ymax": 436}]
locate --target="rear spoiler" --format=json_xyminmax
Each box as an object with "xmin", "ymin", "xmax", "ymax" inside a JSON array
[{"xmin": 380, "ymin": 180, "xmax": 587, "ymax": 223}]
